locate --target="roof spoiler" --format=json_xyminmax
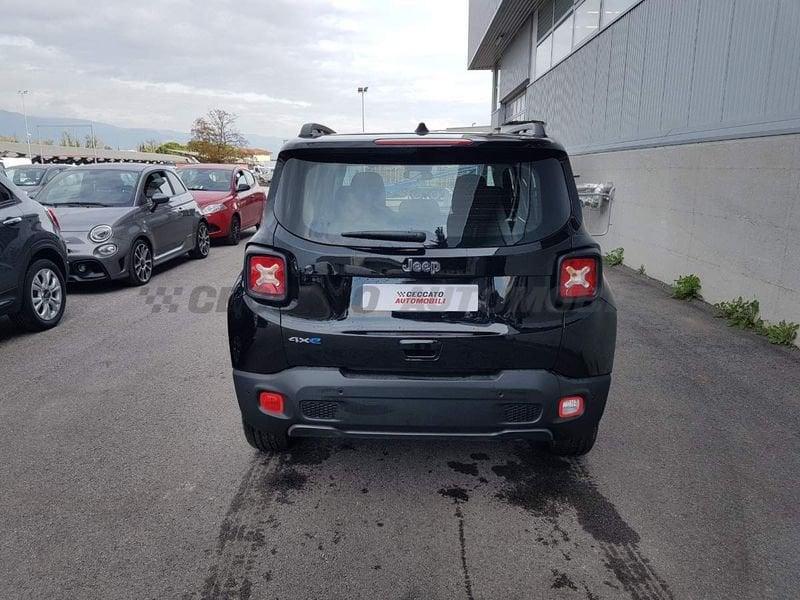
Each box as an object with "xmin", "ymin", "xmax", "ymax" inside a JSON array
[
  {"xmin": 298, "ymin": 123, "xmax": 336, "ymax": 139},
  {"xmin": 498, "ymin": 120, "xmax": 547, "ymax": 137}
]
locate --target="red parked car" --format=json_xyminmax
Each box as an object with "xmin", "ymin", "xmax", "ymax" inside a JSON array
[{"xmin": 176, "ymin": 164, "xmax": 266, "ymax": 245}]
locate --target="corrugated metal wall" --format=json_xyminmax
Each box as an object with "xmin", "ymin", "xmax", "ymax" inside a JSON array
[
  {"xmin": 498, "ymin": 18, "xmax": 532, "ymax": 100},
  {"xmin": 524, "ymin": 0, "xmax": 800, "ymax": 153}
]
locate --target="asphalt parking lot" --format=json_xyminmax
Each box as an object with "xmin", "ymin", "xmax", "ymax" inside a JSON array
[{"xmin": 1, "ymin": 237, "xmax": 798, "ymax": 600}]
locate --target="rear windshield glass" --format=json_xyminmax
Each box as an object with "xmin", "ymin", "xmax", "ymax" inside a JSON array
[
  {"xmin": 178, "ymin": 168, "xmax": 233, "ymax": 192},
  {"xmin": 274, "ymin": 157, "xmax": 571, "ymax": 248},
  {"xmin": 7, "ymin": 167, "xmax": 45, "ymax": 187}
]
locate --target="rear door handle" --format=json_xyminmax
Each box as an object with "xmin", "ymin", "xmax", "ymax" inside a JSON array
[
  {"xmin": 2, "ymin": 217, "xmax": 22, "ymax": 226},
  {"xmin": 400, "ymin": 338, "xmax": 442, "ymax": 361}
]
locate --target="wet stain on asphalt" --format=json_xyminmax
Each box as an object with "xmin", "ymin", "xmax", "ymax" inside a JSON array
[
  {"xmin": 455, "ymin": 503, "xmax": 475, "ymax": 600},
  {"xmin": 284, "ymin": 443, "xmax": 332, "ymax": 466},
  {"xmin": 489, "ymin": 445, "xmax": 674, "ymax": 600},
  {"xmin": 490, "ymin": 451, "xmax": 638, "ymax": 545},
  {"xmin": 438, "ymin": 486, "xmax": 470, "ymax": 503},
  {"xmin": 551, "ymin": 568, "xmax": 578, "ymax": 590},
  {"xmin": 195, "ymin": 440, "xmax": 674, "ymax": 600},
  {"xmin": 267, "ymin": 468, "xmax": 307, "ymax": 504},
  {"xmin": 447, "ymin": 460, "xmax": 479, "ymax": 476},
  {"xmin": 439, "ymin": 483, "xmax": 475, "ymax": 600},
  {"xmin": 197, "ymin": 443, "xmax": 337, "ymax": 600}
]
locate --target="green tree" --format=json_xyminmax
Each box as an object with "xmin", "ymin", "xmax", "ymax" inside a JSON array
[
  {"xmin": 84, "ymin": 134, "xmax": 104, "ymax": 149},
  {"xmin": 188, "ymin": 109, "xmax": 248, "ymax": 162},
  {"xmin": 137, "ymin": 139, "xmax": 160, "ymax": 153},
  {"xmin": 60, "ymin": 131, "xmax": 81, "ymax": 147},
  {"xmin": 156, "ymin": 141, "xmax": 187, "ymax": 153}
]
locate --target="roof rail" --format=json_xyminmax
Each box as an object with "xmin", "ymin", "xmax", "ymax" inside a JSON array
[
  {"xmin": 500, "ymin": 120, "xmax": 547, "ymax": 137},
  {"xmin": 298, "ymin": 123, "xmax": 336, "ymax": 139}
]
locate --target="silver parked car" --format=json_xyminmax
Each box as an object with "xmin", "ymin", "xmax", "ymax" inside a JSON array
[
  {"xmin": 4, "ymin": 164, "xmax": 72, "ymax": 198},
  {"xmin": 35, "ymin": 163, "xmax": 210, "ymax": 285}
]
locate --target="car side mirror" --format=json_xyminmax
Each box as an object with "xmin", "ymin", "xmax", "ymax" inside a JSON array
[
  {"xmin": 150, "ymin": 192, "xmax": 170, "ymax": 209},
  {"xmin": 236, "ymin": 182, "xmax": 251, "ymax": 192}
]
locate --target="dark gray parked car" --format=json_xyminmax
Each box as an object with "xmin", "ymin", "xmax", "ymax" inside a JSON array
[
  {"xmin": 0, "ymin": 172, "xmax": 68, "ymax": 331},
  {"xmin": 35, "ymin": 163, "xmax": 210, "ymax": 285}
]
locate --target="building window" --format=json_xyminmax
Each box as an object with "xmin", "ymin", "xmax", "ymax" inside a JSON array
[
  {"xmin": 537, "ymin": 0, "xmax": 554, "ymax": 41},
  {"xmin": 532, "ymin": 0, "xmax": 639, "ymax": 80},
  {"xmin": 602, "ymin": 0, "xmax": 637, "ymax": 26},
  {"xmin": 505, "ymin": 92, "xmax": 527, "ymax": 123},
  {"xmin": 554, "ymin": 0, "xmax": 573, "ymax": 24},
  {"xmin": 574, "ymin": 0, "xmax": 601, "ymax": 45},
  {"xmin": 551, "ymin": 14, "xmax": 574, "ymax": 65},
  {"xmin": 535, "ymin": 34, "xmax": 553, "ymax": 79}
]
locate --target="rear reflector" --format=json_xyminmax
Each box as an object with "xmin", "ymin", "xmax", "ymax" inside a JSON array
[
  {"xmin": 558, "ymin": 396, "xmax": 585, "ymax": 419},
  {"xmin": 373, "ymin": 138, "xmax": 473, "ymax": 147},
  {"xmin": 259, "ymin": 391, "xmax": 285, "ymax": 415},
  {"xmin": 559, "ymin": 257, "xmax": 598, "ymax": 299},
  {"xmin": 247, "ymin": 254, "xmax": 287, "ymax": 301}
]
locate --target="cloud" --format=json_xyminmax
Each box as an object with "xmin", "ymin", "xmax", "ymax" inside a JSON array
[
  {"xmin": 0, "ymin": 0, "xmax": 491, "ymax": 138},
  {"xmin": 110, "ymin": 78, "xmax": 312, "ymax": 108}
]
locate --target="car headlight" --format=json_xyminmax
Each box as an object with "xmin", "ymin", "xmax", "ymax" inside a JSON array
[
  {"xmin": 89, "ymin": 224, "xmax": 113, "ymax": 243},
  {"xmin": 202, "ymin": 203, "xmax": 225, "ymax": 215},
  {"xmin": 95, "ymin": 243, "xmax": 118, "ymax": 257}
]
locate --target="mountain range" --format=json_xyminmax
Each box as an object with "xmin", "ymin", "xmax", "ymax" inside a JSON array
[{"xmin": 0, "ymin": 110, "xmax": 285, "ymax": 153}]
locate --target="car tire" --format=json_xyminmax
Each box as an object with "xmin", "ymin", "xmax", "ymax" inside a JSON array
[
  {"xmin": 127, "ymin": 239, "xmax": 153, "ymax": 286},
  {"xmin": 12, "ymin": 258, "xmax": 66, "ymax": 332},
  {"xmin": 548, "ymin": 427, "xmax": 597, "ymax": 456},
  {"xmin": 189, "ymin": 221, "xmax": 211, "ymax": 259},
  {"xmin": 226, "ymin": 215, "xmax": 241, "ymax": 246},
  {"xmin": 242, "ymin": 421, "xmax": 291, "ymax": 453}
]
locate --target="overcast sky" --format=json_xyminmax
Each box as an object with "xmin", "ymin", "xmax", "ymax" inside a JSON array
[{"xmin": 0, "ymin": 0, "xmax": 491, "ymax": 138}]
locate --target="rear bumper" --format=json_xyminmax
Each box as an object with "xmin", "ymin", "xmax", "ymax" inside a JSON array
[{"xmin": 233, "ymin": 367, "xmax": 610, "ymax": 442}]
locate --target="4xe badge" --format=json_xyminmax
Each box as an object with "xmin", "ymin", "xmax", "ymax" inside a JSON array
[
  {"xmin": 402, "ymin": 258, "xmax": 441, "ymax": 274},
  {"xmin": 289, "ymin": 336, "xmax": 322, "ymax": 345}
]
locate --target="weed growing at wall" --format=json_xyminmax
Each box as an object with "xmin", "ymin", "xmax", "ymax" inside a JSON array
[
  {"xmin": 603, "ymin": 248, "xmax": 624, "ymax": 266},
  {"xmin": 714, "ymin": 296, "xmax": 799, "ymax": 346},
  {"xmin": 760, "ymin": 321, "xmax": 799, "ymax": 346},
  {"xmin": 672, "ymin": 274, "xmax": 701, "ymax": 300},
  {"xmin": 715, "ymin": 297, "xmax": 760, "ymax": 329},
  {"xmin": 638, "ymin": 264, "xmax": 646, "ymax": 276}
]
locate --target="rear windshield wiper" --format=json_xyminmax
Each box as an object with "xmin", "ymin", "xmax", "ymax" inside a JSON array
[{"xmin": 341, "ymin": 230, "xmax": 427, "ymax": 243}]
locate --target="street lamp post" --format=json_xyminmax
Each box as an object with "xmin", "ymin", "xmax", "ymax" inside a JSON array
[
  {"xmin": 17, "ymin": 90, "xmax": 32, "ymax": 160},
  {"xmin": 357, "ymin": 86, "xmax": 368, "ymax": 133}
]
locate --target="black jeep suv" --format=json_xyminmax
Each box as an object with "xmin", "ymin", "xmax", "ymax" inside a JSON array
[{"xmin": 228, "ymin": 122, "xmax": 617, "ymax": 456}]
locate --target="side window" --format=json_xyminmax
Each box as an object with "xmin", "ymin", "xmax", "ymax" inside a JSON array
[
  {"xmin": 143, "ymin": 171, "xmax": 174, "ymax": 200},
  {"xmin": 0, "ymin": 181, "xmax": 18, "ymax": 206},
  {"xmin": 166, "ymin": 172, "xmax": 187, "ymax": 195},
  {"xmin": 244, "ymin": 171, "xmax": 256, "ymax": 187}
]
